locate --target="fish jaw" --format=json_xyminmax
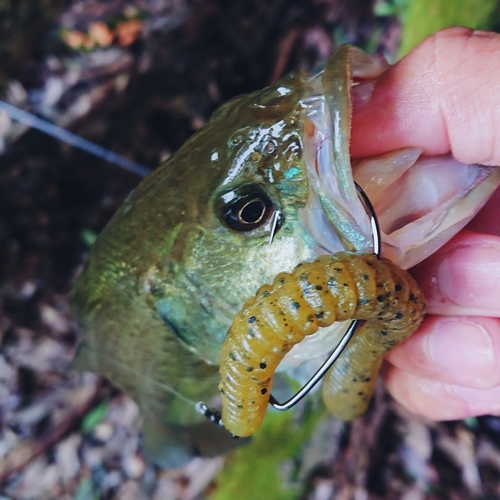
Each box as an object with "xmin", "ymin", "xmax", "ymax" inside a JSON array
[
  {"xmin": 300, "ymin": 91, "xmax": 373, "ymax": 254},
  {"xmin": 279, "ymin": 48, "xmax": 392, "ymax": 370},
  {"xmin": 353, "ymin": 151, "xmax": 500, "ymax": 269},
  {"xmin": 297, "ymin": 46, "xmax": 390, "ymax": 256}
]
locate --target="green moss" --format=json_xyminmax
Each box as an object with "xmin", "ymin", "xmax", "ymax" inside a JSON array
[
  {"xmin": 398, "ymin": 0, "xmax": 500, "ymax": 57},
  {"xmin": 81, "ymin": 402, "xmax": 108, "ymax": 434},
  {"xmin": 210, "ymin": 405, "xmax": 324, "ymax": 500}
]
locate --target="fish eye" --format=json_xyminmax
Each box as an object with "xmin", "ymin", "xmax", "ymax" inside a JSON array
[
  {"xmin": 220, "ymin": 186, "xmax": 278, "ymax": 232},
  {"xmin": 238, "ymin": 199, "xmax": 266, "ymax": 225}
]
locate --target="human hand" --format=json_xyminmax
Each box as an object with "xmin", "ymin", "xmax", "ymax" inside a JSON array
[{"xmin": 350, "ymin": 27, "xmax": 500, "ymax": 420}]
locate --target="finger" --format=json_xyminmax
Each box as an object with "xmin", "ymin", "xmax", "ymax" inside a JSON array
[
  {"xmin": 351, "ymin": 27, "xmax": 500, "ymax": 166},
  {"xmin": 384, "ymin": 364, "xmax": 500, "ymax": 420},
  {"xmin": 410, "ymin": 230, "xmax": 500, "ymax": 316},
  {"xmin": 466, "ymin": 183, "xmax": 500, "ymax": 236},
  {"xmin": 386, "ymin": 315, "xmax": 500, "ymax": 389}
]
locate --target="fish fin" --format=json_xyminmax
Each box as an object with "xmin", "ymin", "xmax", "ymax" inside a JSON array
[{"xmin": 141, "ymin": 417, "xmax": 195, "ymax": 468}]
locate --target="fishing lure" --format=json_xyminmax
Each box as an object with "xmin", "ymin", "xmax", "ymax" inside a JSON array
[{"xmin": 219, "ymin": 252, "xmax": 425, "ymax": 437}]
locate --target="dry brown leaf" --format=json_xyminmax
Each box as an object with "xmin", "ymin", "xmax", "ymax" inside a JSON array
[
  {"xmin": 115, "ymin": 20, "xmax": 143, "ymax": 46},
  {"xmin": 89, "ymin": 21, "xmax": 114, "ymax": 47}
]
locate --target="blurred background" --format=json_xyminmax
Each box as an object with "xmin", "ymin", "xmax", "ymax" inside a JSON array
[{"xmin": 2, "ymin": 0, "xmax": 500, "ymax": 498}]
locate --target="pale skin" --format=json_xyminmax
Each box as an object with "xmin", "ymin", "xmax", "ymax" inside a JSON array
[{"xmin": 350, "ymin": 27, "xmax": 500, "ymax": 420}]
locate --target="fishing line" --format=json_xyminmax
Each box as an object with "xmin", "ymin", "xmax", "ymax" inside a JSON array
[{"xmin": 0, "ymin": 100, "xmax": 151, "ymax": 177}]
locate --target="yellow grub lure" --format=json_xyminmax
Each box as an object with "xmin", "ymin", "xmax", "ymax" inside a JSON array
[{"xmin": 218, "ymin": 252, "xmax": 425, "ymax": 438}]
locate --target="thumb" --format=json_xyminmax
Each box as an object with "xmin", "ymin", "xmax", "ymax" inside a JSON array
[{"xmin": 351, "ymin": 27, "xmax": 500, "ymax": 166}]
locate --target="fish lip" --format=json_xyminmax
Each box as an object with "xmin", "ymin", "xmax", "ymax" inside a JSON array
[{"xmin": 298, "ymin": 84, "xmax": 372, "ymax": 255}]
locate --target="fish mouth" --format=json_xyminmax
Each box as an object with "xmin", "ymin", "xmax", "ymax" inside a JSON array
[
  {"xmin": 298, "ymin": 77, "xmax": 373, "ymax": 257},
  {"xmin": 353, "ymin": 151, "xmax": 500, "ymax": 269},
  {"xmin": 278, "ymin": 77, "xmax": 376, "ymax": 372}
]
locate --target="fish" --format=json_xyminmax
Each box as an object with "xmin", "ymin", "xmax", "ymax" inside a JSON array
[{"xmin": 71, "ymin": 45, "xmax": 500, "ymax": 467}]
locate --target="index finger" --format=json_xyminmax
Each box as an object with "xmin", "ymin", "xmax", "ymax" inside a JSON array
[{"xmin": 351, "ymin": 27, "xmax": 500, "ymax": 166}]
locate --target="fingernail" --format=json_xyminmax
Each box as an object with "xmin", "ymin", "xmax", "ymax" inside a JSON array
[
  {"xmin": 437, "ymin": 245, "xmax": 500, "ymax": 309},
  {"xmin": 427, "ymin": 319, "xmax": 496, "ymax": 381}
]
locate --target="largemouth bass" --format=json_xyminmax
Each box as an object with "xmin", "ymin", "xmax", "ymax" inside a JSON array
[{"xmin": 71, "ymin": 45, "xmax": 500, "ymax": 466}]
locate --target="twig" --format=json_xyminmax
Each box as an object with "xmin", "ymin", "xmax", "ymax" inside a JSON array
[{"xmin": 269, "ymin": 26, "xmax": 302, "ymax": 84}]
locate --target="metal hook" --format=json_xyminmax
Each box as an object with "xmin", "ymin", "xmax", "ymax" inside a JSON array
[
  {"xmin": 197, "ymin": 182, "xmax": 381, "ymax": 424},
  {"xmin": 355, "ymin": 182, "xmax": 381, "ymax": 259},
  {"xmin": 268, "ymin": 183, "xmax": 381, "ymax": 411},
  {"xmin": 268, "ymin": 209, "xmax": 281, "ymax": 246}
]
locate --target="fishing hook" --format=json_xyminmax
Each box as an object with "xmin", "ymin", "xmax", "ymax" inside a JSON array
[
  {"xmin": 269, "ymin": 183, "xmax": 381, "ymax": 410},
  {"xmin": 268, "ymin": 209, "xmax": 282, "ymax": 246}
]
